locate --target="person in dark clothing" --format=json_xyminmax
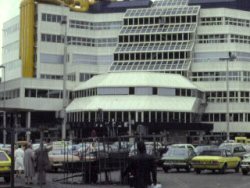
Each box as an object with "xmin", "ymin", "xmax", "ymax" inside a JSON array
[{"xmin": 123, "ymin": 141, "xmax": 157, "ymax": 188}]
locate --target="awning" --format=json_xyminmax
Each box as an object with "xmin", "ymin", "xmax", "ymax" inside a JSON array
[{"xmin": 66, "ymin": 95, "xmax": 200, "ymax": 113}]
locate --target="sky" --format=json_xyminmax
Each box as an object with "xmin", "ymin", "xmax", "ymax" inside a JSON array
[{"xmin": 0, "ymin": 0, "xmax": 22, "ymax": 65}]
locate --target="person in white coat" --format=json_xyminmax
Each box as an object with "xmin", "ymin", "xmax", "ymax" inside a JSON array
[{"xmin": 15, "ymin": 145, "xmax": 24, "ymax": 178}]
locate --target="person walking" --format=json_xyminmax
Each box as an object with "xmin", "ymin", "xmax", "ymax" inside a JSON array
[
  {"xmin": 23, "ymin": 143, "xmax": 35, "ymax": 184},
  {"xmin": 35, "ymin": 141, "xmax": 52, "ymax": 185},
  {"xmin": 123, "ymin": 141, "xmax": 157, "ymax": 188},
  {"xmin": 15, "ymin": 145, "xmax": 24, "ymax": 178}
]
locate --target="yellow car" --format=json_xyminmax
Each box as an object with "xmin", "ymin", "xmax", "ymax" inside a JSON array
[
  {"xmin": 191, "ymin": 149, "xmax": 241, "ymax": 174},
  {"xmin": 0, "ymin": 150, "xmax": 11, "ymax": 183}
]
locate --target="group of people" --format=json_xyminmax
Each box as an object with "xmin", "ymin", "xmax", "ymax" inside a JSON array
[{"xmin": 14, "ymin": 141, "xmax": 52, "ymax": 185}]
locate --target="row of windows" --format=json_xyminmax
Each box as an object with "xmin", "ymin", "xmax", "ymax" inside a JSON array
[
  {"xmin": 124, "ymin": 16, "xmax": 197, "ymax": 26},
  {"xmin": 109, "ymin": 60, "xmax": 190, "ymax": 72},
  {"xmin": 41, "ymin": 34, "xmax": 117, "ymax": 47},
  {"xmin": 0, "ymin": 89, "xmax": 20, "ymax": 101},
  {"xmin": 41, "ymin": 74, "xmax": 63, "ymax": 80},
  {"xmin": 41, "ymin": 13, "xmax": 66, "ymax": 23},
  {"xmin": 197, "ymin": 34, "xmax": 227, "ymax": 44},
  {"xmin": 202, "ymin": 113, "xmax": 250, "ymax": 122},
  {"xmin": 69, "ymin": 20, "xmax": 122, "ymax": 30},
  {"xmin": 197, "ymin": 34, "xmax": 250, "ymax": 44},
  {"xmin": 125, "ymin": 6, "xmax": 199, "ymax": 18},
  {"xmin": 41, "ymin": 13, "xmax": 122, "ymax": 30},
  {"xmin": 25, "ymin": 89, "xmax": 66, "ymax": 99},
  {"xmin": 200, "ymin": 17, "xmax": 223, "ymax": 26},
  {"xmin": 68, "ymin": 111, "xmax": 197, "ymax": 124},
  {"xmin": 114, "ymin": 52, "xmax": 190, "ymax": 61},
  {"xmin": 119, "ymin": 33, "xmax": 191, "ymax": 43},
  {"xmin": 191, "ymin": 71, "xmax": 250, "ymax": 82},
  {"xmin": 79, "ymin": 73, "xmax": 96, "ymax": 82},
  {"xmin": 206, "ymin": 91, "xmax": 250, "ymax": 103},
  {"xmin": 200, "ymin": 17, "xmax": 250, "ymax": 28},
  {"xmin": 40, "ymin": 73, "xmax": 96, "ymax": 82},
  {"xmin": 225, "ymin": 17, "xmax": 250, "ymax": 27},
  {"xmin": 3, "ymin": 23, "xmax": 19, "ymax": 36},
  {"xmin": 73, "ymin": 87, "xmax": 202, "ymax": 99}
]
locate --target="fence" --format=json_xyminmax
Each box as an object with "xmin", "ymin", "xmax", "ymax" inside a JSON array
[{"xmin": 52, "ymin": 134, "xmax": 165, "ymax": 185}]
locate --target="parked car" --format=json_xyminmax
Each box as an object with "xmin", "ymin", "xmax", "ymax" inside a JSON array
[
  {"xmin": 219, "ymin": 143, "xmax": 247, "ymax": 158},
  {"xmin": 129, "ymin": 142, "xmax": 162, "ymax": 157},
  {"xmin": 241, "ymin": 153, "xmax": 250, "ymax": 175},
  {"xmin": 195, "ymin": 145, "xmax": 218, "ymax": 155},
  {"xmin": 48, "ymin": 149, "xmax": 80, "ymax": 172},
  {"xmin": 161, "ymin": 148, "xmax": 196, "ymax": 173},
  {"xmin": 191, "ymin": 149, "xmax": 241, "ymax": 174},
  {"xmin": 0, "ymin": 150, "xmax": 11, "ymax": 183},
  {"xmin": 170, "ymin": 144, "xmax": 196, "ymax": 152}
]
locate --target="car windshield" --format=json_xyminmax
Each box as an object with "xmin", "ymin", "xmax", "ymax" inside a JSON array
[
  {"xmin": 200, "ymin": 150, "xmax": 222, "ymax": 156},
  {"xmin": 165, "ymin": 148, "xmax": 188, "ymax": 157},
  {"xmin": 0, "ymin": 152, "xmax": 8, "ymax": 161}
]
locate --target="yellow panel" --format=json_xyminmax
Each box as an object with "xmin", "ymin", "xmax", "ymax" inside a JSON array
[{"xmin": 20, "ymin": 0, "xmax": 35, "ymax": 78}]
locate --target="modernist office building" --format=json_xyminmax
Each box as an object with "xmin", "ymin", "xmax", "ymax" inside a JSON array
[{"xmin": 1, "ymin": 0, "xmax": 250, "ymax": 142}]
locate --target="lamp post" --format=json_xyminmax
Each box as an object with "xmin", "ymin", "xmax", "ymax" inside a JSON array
[
  {"xmin": 219, "ymin": 52, "xmax": 237, "ymax": 142},
  {"xmin": 61, "ymin": 10, "xmax": 68, "ymax": 140},
  {"xmin": 0, "ymin": 65, "xmax": 6, "ymax": 145}
]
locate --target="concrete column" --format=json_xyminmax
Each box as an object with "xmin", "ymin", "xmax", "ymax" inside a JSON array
[
  {"xmin": 135, "ymin": 111, "xmax": 138, "ymax": 122},
  {"xmin": 141, "ymin": 112, "xmax": 144, "ymax": 123},
  {"xmin": 3, "ymin": 111, "xmax": 6, "ymax": 145},
  {"xmin": 26, "ymin": 112, "xmax": 31, "ymax": 142},
  {"xmin": 14, "ymin": 114, "xmax": 18, "ymax": 142}
]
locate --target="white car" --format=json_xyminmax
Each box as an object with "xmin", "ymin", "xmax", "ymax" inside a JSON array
[
  {"xmin": 169, "ymin": 144, "xmax": 196, "ymax": 152},
  {"xmin": 129, "ymin": 142, "xmax": 162, "ymax": 157},
  {"xmin": 219, "ymin": 143, "xmax": 247, "ymax": 158}
]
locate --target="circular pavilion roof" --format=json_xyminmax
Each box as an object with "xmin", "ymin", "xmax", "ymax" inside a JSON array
[{"xmin": 74, "ymin": 72, "xmax": 198, "ymax": 91}]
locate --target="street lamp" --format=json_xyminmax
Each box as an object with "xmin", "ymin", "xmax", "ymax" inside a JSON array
[
  {"xmin": 61, "ymin": 12, "xmax": 68, "ymax": 140},
  {"xmin": 0, "ymin": 65, "xmax": 6, "ymax": 145},
  {"xmin": 219, "ymin": 52, "xmax": 237, "ymax": 142}
]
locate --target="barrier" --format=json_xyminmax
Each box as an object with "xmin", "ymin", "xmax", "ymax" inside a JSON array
[{"xmin": 52, "ymin": 134, "xmax": 164, "ymax": 185}]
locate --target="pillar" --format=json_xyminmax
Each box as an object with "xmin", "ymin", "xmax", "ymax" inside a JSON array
[{"xmin": 26, "ymin": 111, "xmax": 31, "ymax": 142}]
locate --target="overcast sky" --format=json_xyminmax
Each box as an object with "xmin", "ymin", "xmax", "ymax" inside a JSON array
[{"xmin": 0, "ymin": 0, "xmax": 19, "ymax": 65}]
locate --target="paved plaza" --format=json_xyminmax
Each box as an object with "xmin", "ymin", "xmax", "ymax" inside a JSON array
[{"xmin": 1, "ymin": 170, "xmax": 250, "ymax": 188}]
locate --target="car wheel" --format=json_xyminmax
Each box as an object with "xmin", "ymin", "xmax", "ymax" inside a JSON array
[
  {"xmin": 4, "ymin": 176, "xmax": 10, "ymax": 183},
  {"xmin": 163, "ymin": 167, "xmax": 169, "ymax": 173},
  {"xmin": 242, "ymin": 169, "xmax": 248, "ymax": 175},
  {"xmin": 235, "ymin": 163, "xmax": 240, "ymax": 173},
  {"xmin": 219, "ymin": 164, "xmax": 227, "ymax": 174},
  {"xmin": 195, "ymin": 169, "xmax": 201, "ymax": 174}
]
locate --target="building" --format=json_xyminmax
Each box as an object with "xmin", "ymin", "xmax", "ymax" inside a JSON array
[{"xmin": 1, "ymin": 0, "xmax": 250, "ymax": 142}]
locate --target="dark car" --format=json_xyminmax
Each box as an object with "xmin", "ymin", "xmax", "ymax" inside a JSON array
[{"xmin": 161, "ymin": 148, "xmax": 196, "ymax": 172}]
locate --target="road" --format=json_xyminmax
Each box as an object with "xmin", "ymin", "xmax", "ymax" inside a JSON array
[{"xmin": 2, "ymin": 169, "xmax": 250, "ymax": 188}]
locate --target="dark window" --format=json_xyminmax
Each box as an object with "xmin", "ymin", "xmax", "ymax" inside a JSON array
[
  {"xmin": 25, "ymin": 89, "xmax": 36, "ymax": 98},
  {"xmin": 42, "ymin": 14, "xmax": 46, "ymax": 21},
  {"xmin": 153, "ymin": 87, "xmax": 157, "ymax": 95},
  {"xmin": 37, "ymin": 90, "xmax": 49, "ymax": 98},
  {"xmin": 129, "ymin": 87, "xmax": 134, "ymax": 95}
]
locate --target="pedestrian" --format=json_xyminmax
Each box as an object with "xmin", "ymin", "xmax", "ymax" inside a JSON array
[
  {"xmin": 123, "ymin": 141, "xmax": 157, "ymax": 188},
  {"xmin": 35, "ymin": 141, "xmax": 52, "ymax": 185},
  {"xmin": 23, "ymin": 143, "xmax": 35, "ymax": 184},
  {"xmin": 15, "ymin": 145, "xmax": 24, "ymax": 178}
]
